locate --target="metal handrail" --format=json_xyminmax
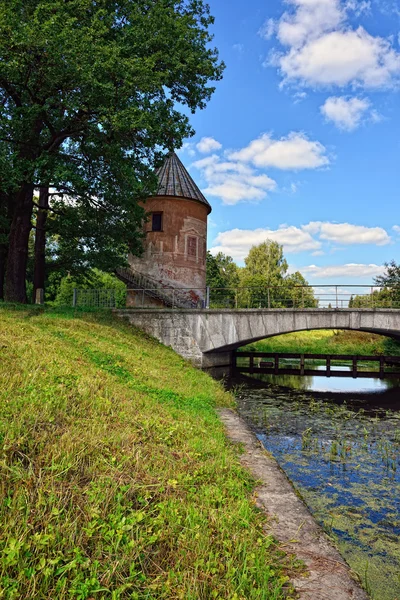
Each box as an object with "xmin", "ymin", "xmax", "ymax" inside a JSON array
[
  {"xmin": 74, "ymin": 283, "xmax": 400, "ymax": 310},
  {"xmin": 116, "ymin": 266, "xmax": 204, "ymax": 308}
]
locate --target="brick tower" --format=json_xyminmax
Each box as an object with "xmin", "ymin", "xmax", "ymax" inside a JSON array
[{"xmin": 119, "ymin": 152, "xmax": 211, "ymax": 307}]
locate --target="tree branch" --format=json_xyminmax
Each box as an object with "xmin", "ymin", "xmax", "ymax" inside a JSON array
[{"xmin": 32, "ymin": 200, "xmax": 65, "ymax": 216}]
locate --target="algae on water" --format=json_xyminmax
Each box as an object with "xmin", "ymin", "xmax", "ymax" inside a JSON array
[{"xmin": 237, "ymin": 383, "xmax": 400, "ymax": 600}]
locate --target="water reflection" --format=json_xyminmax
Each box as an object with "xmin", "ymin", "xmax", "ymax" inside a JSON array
[
  {"xmin": 234, "ymin": 376, "xmax": 400, "ymax": 600},
  {"xmin": 249, "ymin": 367, "xmax": 400, "ymax": 393},
  {"xmin": 238, "ymin": 359, "xmax": 400, "ymax": 396}
]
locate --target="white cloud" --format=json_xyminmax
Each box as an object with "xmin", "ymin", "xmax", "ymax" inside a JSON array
[
  {"xmin": 293, "ymin": 90, "xmax": 308, "ymax": 103},
  {"xmin": 229, "ymin": 132, "xmax": 330, "ymax": 170},
  {"xmin": 267, "ymin": 0, "xmax": 400, "ymax": 89},
  {"xmin": 301, "ymin": 263, "xmax": 386, "ymax": 278},
  {"xmin": 279, "ymin": 28, "xmax": 400, "ymax": 88},
  {"xmin": 345, "ymin": 0, "xmax": 371, "ymax": 17},
  {"xmin": 259, "ymin": 18, "xmax": 277, "ymax": 40},
  {"xmin": 196, "ymin": 137, "xmax": 222, "ymax": 154},
  {"xmin": 303, "ymin": 221, "xmax": 391, "ymax": 245},
  {"xmin": 177, "ymin": 142, "xmax": 196, "ymax": 157},
  {"xmin": 210, "ymin": 220, "xmax": 392, "ymax": 261},
  {"xmin": 393, "ymin": 225, "xmax": 400, "ymax": 234},
  {"xmin": 277, "ymin": 0, "xmax": 344, "ymax": 48},
  {"xmin": 193, "ymin": 154, "xmax": 276, "ymax": 205},
  {"xmin": 321, "ymin": 96, "xmax": 373, "ymax": 130},
  {"xmin": 210, "ymin": 226, "xmax": 322, "ymax": 261}
]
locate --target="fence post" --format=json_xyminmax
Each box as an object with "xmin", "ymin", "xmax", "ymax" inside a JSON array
[
  {"xmin": 206, "ymin": 286, "xmax": 210, "ymax": 309},
  {"xmin": 370, "ymin": 287, "xmax": 374, "ymax": 308},
  {"xmin": 335, "ymin": 286, "xmax": 338, "ymax": 308},
  {"xmin": 72, "ymin": 288, "xmax": 77, "ymax": 307},
  {"xmin": 301, "ymin": 286, "xmax": 304, "ymax": 309},
  {"xmin": 267, "ymin": 287, "xmax": 271, "ymax": 309},
  {"xmin": 35, "ymin": 288, "xmax": 44, "ymax": 305}
]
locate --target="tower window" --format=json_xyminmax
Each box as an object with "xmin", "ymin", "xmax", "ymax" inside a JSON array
[
  {"xmin": 187, "ymin": 236, "xmax": 197, "ymax": 258},
  {"xmin": 152, "ymin": 212, "xmax": 163, "ymax": 232}
]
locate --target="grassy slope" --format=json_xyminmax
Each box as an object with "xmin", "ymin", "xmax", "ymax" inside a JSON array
[
  {"xmin": 243, "ymin": 330, "xmax": 400, "ymax": 356},
  {"xmin": 0, "ymin": 307, "xmax": 294, "ymax": 600}
]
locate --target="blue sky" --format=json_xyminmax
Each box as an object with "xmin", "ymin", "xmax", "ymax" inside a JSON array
[{"xmin": 177, "ymin": 0, "xmax": 400, "ymax": 285}]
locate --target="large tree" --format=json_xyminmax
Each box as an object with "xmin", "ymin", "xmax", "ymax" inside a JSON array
[
  {"xmin": 0, "ymin": 0, "xmax": 223, "ymax": 302},
  {"xmin": 369, "ymin": 261, "xmax": 400, "ymax": 308},
  {"xmin": 239, "ymin": 240, "xmax": 289, "ymax": 308},
  {"xmin": 239, "ymin": 240, "xmax": 316, "ymax": 308}
]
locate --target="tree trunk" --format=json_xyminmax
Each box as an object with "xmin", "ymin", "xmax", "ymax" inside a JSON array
[
  {"xmin": 0, "ymin": 244, "xmax": 6, "ymax": 301},
  {"xmin": 32, "ymin": 186, "xmax": 49, "ymax": 303},
  {"xmin": 0, "ymin": 192, "xmax": 12, "ymax": 301},
  {"xmin": 4, "ymin": 184, "xmax": 34, "ymax": 303}
]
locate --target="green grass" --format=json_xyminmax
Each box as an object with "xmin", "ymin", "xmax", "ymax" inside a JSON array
[
  {"xmin": 243, "ymin": 329, "xmax": 400, "ymax": 356},
  {"xmin": 0, "ymin": 306, "xmax": 296, "ymax": 600}
]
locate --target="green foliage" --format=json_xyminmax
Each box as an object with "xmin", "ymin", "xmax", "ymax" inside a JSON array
[
  {"xmin": 206, "ymin": 251, "xmax": 240, "ymax": 307},
  {"xmin": 284, "ymin": 271, "xmax": 318, "ymax": 308},
  {"xmin": 349, "ymin": 261, "xmax": 400, "ymax": 308},
  {"xmin": 349, "ymin": 260, "xmax": 400, "ymax": 308},
  {"xmin": 349, "ymin": 288, "xmax": 397, "ymax": 308},
  {"xmin": 243, "ymin": 240, "xmax": 288, "ymax": 279},
  {"xmin": 206, "ymin": 242, "xmax": 317, "ymax": 309},
  {"xmin": 375, "ymin": 260, "xmax": 400, "ymax": 288},
  {"xmin": 53, "ymin": 275, "xmax": 77, "ymax": 307},
  {"xmin": 373, "ymin": 261, "xmax": 400, "ymax": 307},
  {"xmin": 0, "ymin": 0, "xmax": 224, "ymax": 301},
  {"xmin": 239, "ymin": 241, "xmax": 316, "ymax": 308},
  {"xmin": 54, "ymin": 270, "xmax": 127, "ymax": 307},
  {"xmin": 0, "ymin": 307, "xmax": 295, "ymax": 599}
]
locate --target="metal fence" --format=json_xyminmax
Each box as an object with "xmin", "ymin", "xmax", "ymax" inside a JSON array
[
  {"xmin": 72, "ymin": 285, "xmax": 400, "ymax": 310},
  {"xmin": 206, "ymin": 285, "xmax": 400, "ymax": 310},
  {"xmin": 72, "ymin": 288, "xmax": 126, "ymax": 308}
]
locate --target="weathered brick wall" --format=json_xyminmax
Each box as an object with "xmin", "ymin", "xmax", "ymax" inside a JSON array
[{"xmin": 129, "ymin": 195, "xmax": 208, "ymax": 295}]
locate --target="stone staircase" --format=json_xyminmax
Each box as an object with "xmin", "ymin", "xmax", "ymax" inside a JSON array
[{"xmin": 115, "ymin": 266, "xmax": 203, "ymax": 309}]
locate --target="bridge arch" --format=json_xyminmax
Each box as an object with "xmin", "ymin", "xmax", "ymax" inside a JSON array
[
  {"xmin": 199, "ymin": 309, "xmax": 400, "ymax": 354},
  {"xmin": 211, "ymin": 326, "xmax": 400, "ymax": 354}
]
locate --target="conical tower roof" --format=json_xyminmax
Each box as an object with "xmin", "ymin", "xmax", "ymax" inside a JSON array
[{"xmin": 154, "ymin": 152, "xmax": 211, "ymax": 214}]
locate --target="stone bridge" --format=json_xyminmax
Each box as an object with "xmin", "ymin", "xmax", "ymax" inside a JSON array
[{"xmin": 115, "ymin": 308, "xmax": 400, "ymax": 376}]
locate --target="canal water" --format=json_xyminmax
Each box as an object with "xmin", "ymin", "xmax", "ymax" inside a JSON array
[{"xmin": 234, "ymin": 370, "xmax": 400, "ymax": 600}]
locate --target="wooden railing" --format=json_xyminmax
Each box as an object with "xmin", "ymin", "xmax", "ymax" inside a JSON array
[{"xmin": 234, "ymin": 351, "xmax": 400, "ymax": 379}]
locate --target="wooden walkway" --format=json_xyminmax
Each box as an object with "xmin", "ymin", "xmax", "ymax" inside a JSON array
[{"xmin": 234, "ymin": 351, "xmax": 400, "ymax": 379}]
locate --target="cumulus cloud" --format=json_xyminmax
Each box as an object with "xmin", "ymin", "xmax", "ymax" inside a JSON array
[
  {"xmin": 267, "ymin": 0, "xmax": 400, "ymax": 89},
  {"xmin": 196, "ymin": 137, "xmax": 222, "ymax": 154},
  {"xmin": 210, "ymin": 221, "xmax": 392, "ymax": 261},
  {"xmin": 210, "ymin": 226, "xmax": 322, "ymax": 261},
  {"xmin": 303, "ymin": 221, "xmax": 391, "ymax": 245},
  {"xmin": 277, "ymin": 0, "xmax": 344, "ymax": 48},
  {"xmin": 192, "ymin": 154, "xmax": 276, "ymax": 205},
  {"xmin": 229, "ymin": 132, "xmax": 330, "ymax": 170},
  {"xmin": 321, "ymin": 96, "xmax": 373, "ymax": 130},
  {"xmin": 301, "ymin": 263, "xmax": 386, "ymax": 279},
  {"xmin": 393, "ymin": 225, "xmax": 400, "ymax": 234}
]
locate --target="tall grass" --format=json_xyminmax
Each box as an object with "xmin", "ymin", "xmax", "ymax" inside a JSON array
[{"xmin": 0, "ymin": 306, "xmax": 295, "ymax": 599}]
